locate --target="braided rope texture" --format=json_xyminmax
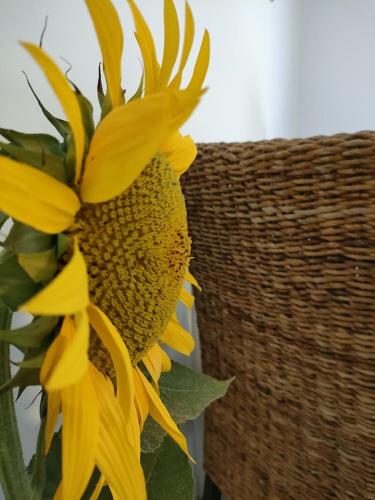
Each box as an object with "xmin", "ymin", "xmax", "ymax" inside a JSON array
[{"xmin": 182, "ymin": 132, "xmax": 375, "ymax": 500}]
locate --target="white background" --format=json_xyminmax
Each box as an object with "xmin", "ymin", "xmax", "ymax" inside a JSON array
[{"xmin": 1, "ymin": 0, "xmax": 375, "ymax": 498}]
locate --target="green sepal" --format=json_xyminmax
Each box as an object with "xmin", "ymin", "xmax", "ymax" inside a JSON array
[
  {"xmin": 0, "ymin": 315, "xmax": 58, "ymax": 349},
  {"xmin": 141, "ymin": 436, "xmax": 195, "ymax": 500},
  {"xmin": 24, "ymin": 72, "xmax": 70, "ymax": 138},
  {"xmin": 0, "ymin": 212, "xmax": 8, "ymax": 228},
  {"xmin": 18, "ymin": 351, "xmax": 44, "ymax": 369},
  {"xmin": 97, "ymin": 63, "xmax": 112, "ymax": 120},
  {"xmin": 63, "ymin": 136, "xmax": 76, "ymax": 183},
  {"xmin": 0, "ymin": 142, "xmax": 66, "ymax": 182},
  {"xmin": 0, "ymin": 249, "xmax": 39, "ymax": 310},
  {"xmin": 128, "ymin": 72, "xmax": 144, "ymax": 102},
  {"xmin": 4, "ymin": 222, "xmax": 53, "ymax": 254},
  {"xmin": 75, "ymin": 91, "xmax": 95, "ymax": 144},
  {"xmin": 18, "ymin": 248, "xmax": 57, "ymax": 284},
  {"xmin": 141, "ymin": 362, "xmax": 233, "ymax": 453},
  {"xmin": 57, "ymin": 233, "xmax": 70, "ymax": 259},
  {"xmin": 100, "ymin": 94, "xmax": 112, "ymax": 120},
  {"xmin": 0, "ymin": 364, "xmax": 40, "ymax": 396},
  {"xmin": 97, "ymin": 62, "xmax": 104, "ymax": 107},
  {"xmin": 0, "ymin": 128, "xmax": 61, "ymax": 155}
]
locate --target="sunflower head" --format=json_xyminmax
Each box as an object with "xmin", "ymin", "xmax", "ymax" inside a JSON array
[
  {"xmin": 76, "ymin": 153, "xmax": 191, "ymax": 368},
  {"xmin": 0, "ymin": 0, "xmax": 209, "ymax": 498}
]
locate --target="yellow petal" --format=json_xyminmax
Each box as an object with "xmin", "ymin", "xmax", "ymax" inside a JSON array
[
  {"xmin": 22, "ymin": 43, "xmax": 85, "ymax": 183},
  {"xmin": 127, "ymin": 404, "xmax": 141, "ymax": 458},
  {"xmin": 87, "ymin": 304, "xmax": 134, "ymax": 422},
  {"xmin": 168, "ymin": 87, "xmax": 203, "ymax": 132},
  {"xmin": 137, "ymin": 368, "xmax": 192, "ymax": 460},
  {"xmin": 169, "ymin": 1, "xmax": 195, "ymax": 89},
  {"xmin": 133, "ymin": 368, "xmax": 149, "ymax": 429},
  {"xmin": 0, "ymin": 157, "xmax": 80, "ymax": 234},
  {"xmin": 21, "ymin": 239, "xmax": 89, "ymax": 316},
  {"xmin": 45, "ymin": 391, "xmax": 60, "ymax": 453},
  {"xmin": 159, "ymin": 0, "xmax": 180, "ymax": 88},
  {"xmin": 158, "ymin": 345, "xmax": 172, "ymax": 372},
  {"xmin": 184, "ymin": 270, "xmax": 202, "ymax": 291},
  {"xmin": 128, "ymin": 0, "xmax": 159, "ymax": 95},
  {"xmin": 142, "ymin": 354, "xmax": 160, "ymax": 388},
  {"xmin": 187, "ymin": 30, "xmax": 210, "ymax": 92},
  {"xmin": 81, "ymin": 90, "xmax": 198, "ymax": 203},
  {"xmin": 85, "ymin": 0, "xmax": 124, "ymax": 108},
  {"xmin": 90, "ymin": 475, "xmax": 106, "ymax": 500},
  {"xmin": 179, "ymin": 286, "xmax": 194, "ymax": 309},
  {"xmin": 143, "ymin": 344, "xmax": 170, "ymax": 383},
  {"xmin": 90, "ymin": 365, "xmax": 146, "ymax": 500},
  {"xmin": 161, "ymin": 316, "xmax": 195, "ymax": 356},
  {"xmin": 162, "ymin": 132, "xmax": 197, "ymax": 176},
  {"xmin": 59, "ymin": 369, "xmax": 99, "ymax": 499},
  {"xmin": 40, "ymin": 311, "xmax": 89, "ymax": 391}
]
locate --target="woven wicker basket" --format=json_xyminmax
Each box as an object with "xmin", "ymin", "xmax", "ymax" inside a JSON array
[{"xmin": 182, "ymin": 132, "xmax": 375, "ymax": 500}]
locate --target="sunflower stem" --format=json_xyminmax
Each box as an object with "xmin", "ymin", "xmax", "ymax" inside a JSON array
[{"xmin": 0, "ymin": 303, "xmax": 31, "ymax": 499}]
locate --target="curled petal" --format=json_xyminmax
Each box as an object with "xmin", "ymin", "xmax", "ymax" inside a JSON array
[
  {"xmin": 186, "ymin": 30, "xmax": 210, "ymax": 92},
  {"xmin": 88, "ymin": 304, "xmax": 134, "ymax": 422},
  {"xmin": 22, "ymin": 43, "xmax": 85, "ymax": 183},
  {"xmin": 159, "ymin": 0, "xmax": 180, "ymax": 88},
  {"xmin": 137, "ymin": 368, "xmax": 193, "ymax": 460},
  {"xmin": 81, "ymin": 89, "xmax": 201, "ymax": 203},
  {"xmin": 162, "ymin": 132, "xmax": 197, "ymax": 176},
  {"xmin": 21, "ymin": 239, "xmax": 89, "ymax": 316},
  {"xmin": 58, "ymin": 369, "xmax": 99, "ymax": 499},
  {"xmin": 161, "ymin": 316, "xmax": 195, "ymax": 356},
  {"xmin": 85, "ymin": 0, "xmax": 124, "ymax": 107},
  {"xmin": 40, "ymin": 311, "xmax": 89, "ymax": 391}
]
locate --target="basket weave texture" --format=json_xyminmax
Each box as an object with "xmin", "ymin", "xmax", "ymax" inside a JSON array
[{"xmin": 182, "ymin": 132, "xmax": 375, "ymax": 500}]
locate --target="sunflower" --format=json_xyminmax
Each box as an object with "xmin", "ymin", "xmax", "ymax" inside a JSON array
[{"xmin": 0, "ymin": 0, "xmax": 209, "ymax": 498}]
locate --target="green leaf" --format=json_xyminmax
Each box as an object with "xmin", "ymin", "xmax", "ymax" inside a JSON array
[
  {"xmin": 159, "ymin": 362, "xmax": 233, "ymax": 424},
  {"xmin": 18, "ymin": 249, "xmax": 57, "ymax": 284},
  {"xmin": 5, "ymin": 222, "xmax": 53, "ymax": 254},
  {"xmin": 0, "ymin": 250, "xmax": 39, "ymax": 309},
  {"xmin": 0, "ymin": 315, "xmax": 58, "ymax": 349},
  {"xmin": 141, "ymin": 362, "xmax": 233, "ymax": 453},
  {"xmin": 0, "ymin": 142, "xmax": 66, "ymax": 182},
  {"xmin": 141, "ymin": 436, "xmax": 195, "ymax": 500},
  {"xmin": 141, "ymin": 417, "xmax": 166, "ymax": 453}
]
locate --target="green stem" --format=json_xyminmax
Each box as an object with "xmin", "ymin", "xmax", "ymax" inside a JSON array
[{"xmin": 0, "ymin": 303, "xmax": 31, "ymax": 499}]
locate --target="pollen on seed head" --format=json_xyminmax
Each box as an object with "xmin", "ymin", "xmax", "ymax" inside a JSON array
[{"xmin": 75, "ymin": 154, "xmax": 191, "ymax": 372}]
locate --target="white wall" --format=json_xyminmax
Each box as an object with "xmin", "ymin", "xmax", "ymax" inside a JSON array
[{"xmin": 295, "ymin": 0, "xmax": 375, "ymax": 137}]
